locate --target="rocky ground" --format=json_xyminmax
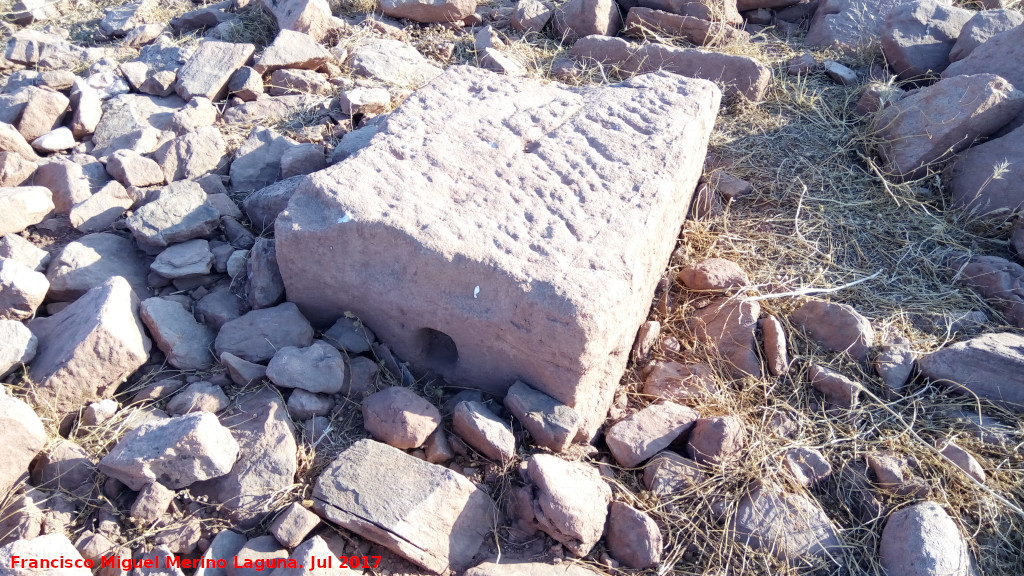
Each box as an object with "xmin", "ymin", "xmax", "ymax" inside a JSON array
[{"xmin": 0, "ymin": 0, "xmax": 1023, "ymax": 575}]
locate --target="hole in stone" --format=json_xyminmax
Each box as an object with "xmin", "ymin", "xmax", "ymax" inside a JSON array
[{"xmin": 417, "ymin": 328, "xmax": 459, "ymax": 368}]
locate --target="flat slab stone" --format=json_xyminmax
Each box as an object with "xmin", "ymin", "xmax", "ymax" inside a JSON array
[
  {"xmin": 312, "ymin": 439, "xmax": 497, "ymax": 573},
  {"xmin": 277, "ymin": 66, "xmax": 720, "ymax": 439},
  {"xmin": 175, "ymin": 41, "xmax": 255, "ymax": 102}
]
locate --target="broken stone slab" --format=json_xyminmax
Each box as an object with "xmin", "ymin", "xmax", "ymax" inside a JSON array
[
  {"xmin": 151, "ymin": 239, "xmax": 214, "ymax": 279},
  {"xmin": 503, "ymin": 380, "xmax": 579, "ymax": 452},
  {"xmin": 90, "ymin": 93, "xmax": 185, "ymax": 160},
  {"xmin": 45, "ymin": 232, "xmax": 150, "ymax": 302},
  {"xmin": 191, "ymin": 386, "xmax": 297, "ymax": 528},
  {"xmin": 120, "ymin": 40, "xmax": 191, "ymax": 98},
  {"xmin": 126, "ymin": 181, "xmax": 221, "ymax": 247},
  {"xmin": 760, "ymin": 315, "xmax": 790, "ymax": 376},
  {"xmin": 230, "ymin": 127, "xmax": 300, "ymax": 194},
  {"xmin": 0, "ymin": 319, "xmax": 37, "ymax": 378},
  {"xmin": 571, "ymin": 35, "xmax": 770, "ymax": 102},
  {"xmin": 526, "ymin": 454, "xmax": 611, "ymax": 557},
  {"xmin": 215, "ymin": 302, "xmax": 314, "ymax": 363},
  {"xmin": 34, "ymin": 158, "xmax": 91, "ymax": 215},
  {"xmin": 452, "ymin": 400, "xmax": 516, "ymax": 461},
  {"xmin": 784, "ymin": 446, "xmax": 832, "ymax": 487},
  {"xmin": 879, "ymin": 502, "xmax": 969, "ymax": 576},
  {"xmin": 0, "ymin": 187, "xmax": 53, "ymax": 237},
  {"xmin": 153, "ymin": 126, "xmax": 228, "ymax": 183},
  {"xmin": 26, "ymin": 277, "xmax": 151, "ymax": 417},
  {"xmin": 140, "ymin": 297, "xmax": 216, "ymax": 370},
  {"xmin": 809, "ymin": 364, "xmax": 862, "ymax": 409},
  {"xmin": 277, "ymin": 66, "xmax": 720, "ymax": 440},
  {"xmin": 346, "ymin": 39, "xmax": 444, "ymax": 88},
  {"xmin": 313, "ymin": 439, "xmax": 497, "ymax": 573},
  {"xmin": 789, "ymin": 299, "xmax": 874, "ymax": 362},
  {"xmin": 873, "ymin": 73, "xmax": 1024, "ymax": 181},
  {"xmin": 98, "ymin": 412, "xmax": 239, "ymax": 491},
  {"xmin": 874, "ymin": 341, "xmax": 916, "ymax": 398},
  {"xmin": 243, "ymin": 237, "xmax": 285, "ymax": 309},
  {"xmin": 918, "ymin": 332, "xmax": 1024, "ymax": 412},
  {"xmin": 731, "ymin": 483, "xmax": 843, "ymax": 569},
  {"xmin": 100, "ymin": 0, "xmax": 155, "ymax": 37},
  {"xmin": 68, "ymin": 180, "xmax": 134, "ymax": 233},
  {"xmin": 267, "ymin": 68, "xmax": 332, "ymax": 96},
  {"xmin": 176, "ymin": 41, "xmax": 256, "ymax": 102},
  {"xmin": 881, "ymin": 0, "xmax": 973, "ymax": 81},
  {"xmin": 643, "ymin": 360, "xmax": 719, "ymax": 401},
  {"xmin": 606, "ymin": 402, "xmax": 699, "ymax": 467},
  {"xmin": 254, "ymin": 30, "xmax": 331, "ymax": 75},
  {"xmin": 0, "ymin": 389, "xmax": 46, "ymax": 497}
]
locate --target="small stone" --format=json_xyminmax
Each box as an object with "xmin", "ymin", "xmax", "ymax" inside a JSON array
[
  {"xmin": 606, "ymin": 501, "xmax": 662, "ymax": 569},
  {"xmin": 69, "ymin": 180, "xmax": 134, "ymax": 233},
  {"xmin": 686, "ymin": 416, "xmax": 744, "ymax": 466},
  {"xmin": 605, "ymin": 402, "xmax": 699, "ymax": 468},
  {"xmin": 0, "ymin": 187, "xmax": 53, "ymax": 237},
  {"xmin": 879, "ymin": 502, "xmax": 969, "ymax": 576},
  {"xmin": 337, "ymin": 87, "xmax": 391, "ymax": 116},
  {"xmin": 787, "ymin": 53, "xmax": 817, "ymax": 75},
  {"xmin": 0, "ymin": 534, "xmax": 91, "ymax": 576},
  {"xmin": 823, "ymin": 60, "xmax": 858, "ymax": 85},
  {"xmin": 267, "ymin": 340, "xmax": 346, "ymax": 394},
  {"xmin": 874, "ymin": 342, "xmax": 916, "ymax": 398},
  {"xmin": 176, "ymin": 41, "xmax": 256, "ymax": 102},
  {"xmin": 0, "ymin": 319, "xmax": 36, "ymax": 378},
  {"xmin": 220, "ymin": 352, "xmax": 267, "ymax": 387},
  {"xmin": 643, "ymin": 451, "xmax": 706, "ymax": 497},
  {"xmin": 287, "ymin": 389, "xmax": 334, "ymax": 420},
  {"xmin": 553, "ymin": 0, "xmax": 623, "ymax": 43},
  {"xmin": 166, "ymin": 381, "xmax": 229, "ymax": 415},
  {"xmin": 0, "ymin": 234, "xmax": 48, "ymax": 272},
  {"xmin": 453, "ymin": 400, "xmax": 516, "ymax": 461},
  {"xmin": 790, "ymin": 299, "xmax": 874, "ymax": 362},
  {"xmin": 140, "ymin": 297, "xmax": 216, "ymax": 370},
  {"xmin": 126, "ymin": 181, "xmax": 221, "ymax": 248},
  {"xmin": 679, "ymin": 258, "xmax": 750, "ymax": 290},
  {"xmin": 30, "ymin": 127, "xmax": 75, "ymax": 153},
  {"xmin": 152, "ymin": 239, "xmax": 214, "ymax": 279},
  {"xmin": 362, "ymin": 387, "xmax": 442, "ymax": 449},
  {"xmin": 269, "ymin": 502, "xmax": 320, "ymax": 549},
  {"xmin": 867, "ymin": 452, "xmax": 930, "ymax": 498},
  {"xmin": 106, "ymin": 150, "xmax": 166, "ymax": 188},
  {"xmin": 255, "ymin": 30, "xmax": 331, "ymax": 74},
  {"xmin": 687, "ymin": 297, "xmax": 761, "ymax": 378},
  {"xmin": 0, "ymin": 152, "xmax": 37, "ymax": 187},
  {"xmin": 381, "ymin": 0, "xmax": 477, "ymax": 22},
  {"xmin": 512, "ymin": 0, "xmax": 553, "ymax": 32},
  {"xmin": 642, "ymin": 361, "xmax": 719, "ymax": 401},
  {"xmin": 228, "ymin": 67, "xmax": 263, "ymax": 102},
  {"xmin": 526, "ymin": 454, "xmax": 611, "ymax": 557},
  {"xmin": 131, "ymin": 482, "xmax": 176, "ymax": 524},
  {"xmin": 949, "ymin": 9, "xmax": 1024, "ymax": 63},
  {"xmin": 424, "ymin": 429, "xmax": 454, "ymax": 464},
  {"xmin": 937, "ymin": 441, "xmax": 985, "ymax": 484},
  {"xmin": 503, "ymin": 380, "xmax": 580, "ymax": 452},
  {"xmin": 760, "ymin": 315, "xmax": 790, "ymax": 376},
  {"xmin": 83, "ymin": 399, "xmax": 118, "ymax": 426},
  {"xmin": 17, "ymin": 88, "xmax": 70, "ymax": 142},
  {"xmin": 46, "ymin": 232, "xmax": 150, "ymax": 301},
  {"xmin": 322, "ymin": 316, "xmax": 376, "ymax": 353},
  {"xmin": 731, "ymin": 484, "xmax": 842, "ymax": 567},
  {"xmin": 631, "ymin": 320, "xmax": 660, "ymax": 362},
  {"xmin": 808, "ymin": 364, "xmax": 861, "ymax": 409},
  {"xmin": 29, "ymin": 439, "xmax": 95, "ymax": 497},
  {"xmin": 280, "ymin": 143, "xmax": 326, "ymax": 179},
  {"xmin": 32, "ymin": 158, "xmax": 89, "ymax": 214},
  {"xmin": 230, "ymin": 536, "xmax": 289, "ymax": 576},
  {"xmin": 153, "ymin": 126, "xmax": 228, "ymax": 183},
  {"xmin": 783, "ymin": 447, "xmax": 832, "ymax": 487},
  {"xmin": 214, "ymin": 302, "xmax": 314, "ymax": 363},
  {"xmin": 0, "ymin": 258, "xmax": 48, "ymax": 321}
]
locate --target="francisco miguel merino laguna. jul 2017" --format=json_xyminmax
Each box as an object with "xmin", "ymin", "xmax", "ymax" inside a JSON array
[{"xmin": 8, "ymin": 554, "xmax": 383, "ymax": 572}]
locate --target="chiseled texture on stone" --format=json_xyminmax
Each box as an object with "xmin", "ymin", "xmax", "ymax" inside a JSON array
[
  {"xmin": 879, "ymin": 502, "xmax": 969, "ymax": 576},
  {"xmin": 176, "ymin": 41, "xmax": 255, "ymax": 101},
  {"xmin": 312, "ymin": 439, "xmax": 497, "ymax": 573},
  {"xmin": 26, "ymin": 277, "xmax": 151, "ymax": 416},
  {"xmin": 918, "ymin": 332, "xmax": 1024, "ymax": 412},
  {"xmin": 731, "ymin": 483, "xmax": 843, "ymax": 567},
  {"xmin": 277, "ymin": 66, "xmax": 720, "ymax": 440},
  {"xmin": 381, "ymin": 0, "xmax": 477, "ymax": 23},
  {"xmin": 873, "ymin": 73, "xmax": 1024, "ymax": 181},
  {"xmin": 570, "ymin": 35, "xmax": 770, "ymax": 102}
]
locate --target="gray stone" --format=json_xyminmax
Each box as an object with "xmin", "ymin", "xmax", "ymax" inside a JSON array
[
  {"xmin": 453, "ymin": 400, "xmax": 516, "ymax": 461},
  {"xmin": 131, "ymin": 481, "xmax": 175, "ymax": 524},
  {"xmin": 686, "ymin": 297, "xmax": 761, "ymax": 378},
  {"xmin": 942, "ymin": 24, "xmax": 1024, "ymax": 89},
  {"xmin": 949, "ymin": 10, "xmax": 1024, "ymax": 63},
  {"xmin": 286, "ymin": 389, "xmax": 334, "ymax": 420},
  {"xmin": 269, "ymin": 502, "xmax": 320, "ymax": 548},
  {"xmin": 553, "ymin": 0, "xmax": 623, "ymax": 43},
  {"xmin": 0, "ymin": 235, "xmax": 47, "ymax": 273},
  {"xmin": 100, "ymin": 0, "xmax": 155, "ymax": 37},
  {"xmin": 196, "ymin": 287, "xmax": 247, "ymax": 330},
  {"xmin": 784, "ymin": 447, "xmax": 832, "ymax": 487},
  {"xmin": 322, "ymin": 316, "xmax": 375, "ymax": 353},
  {"xmin": 267, "ymin": 69, "xmax": 331, "ymax": 96},
  {"xmin": 194, "ymin": 530, "xmax": 247, "ymax": 576},
  {"xmin": 731, "ymin": 484, "xmax": 842, "ymax": 568},
  {"xmin": 106, "ymin": 150, "xmax": 166, "ymax": 188},
  {"xmin": 0, "ymin": 534, "xmax": 91, "ymax": 576},
  {"xmin": 918, "ymin": 332, "xmax": 1024, "ymax": 412},
  {"xmin": 258, "ymin": 0, "xmax": 340, "ymax": 42},
  {"xmin": 98, "ymin": 412, "xmax": 239, "ymax": 491},
  {"xmin": 228, "ymin": 67, "xmax": 263, "ymax": 101},
  {"xmin": 90, "ymin": 93, "xmax": 184, "ymax": 160},
  {"xmin": 126, "ymin": 181, "xmax": 221, "ymax": 247},
  {"xmin": 503, "ymin": 380, "xmax": 579, "ymax": 452},
  {"xmin": 805, "ymin": 0, "xmax": 918, "ymax": 54},
  {"xmin": 215, "ymin": 302, "xmax": 314, "ymax": 363},
  {"xmin": 153, "ymin": 126, "xmax": 228, "ymax": 183},
  {"xmin": 242, "ymin": 176, "xmax": 304, "ymax": 233},
  {"xmin": 26, "ymin": 277, "xmax": 151, "ymax": 417},
  {"xmin": 346, "ymin": 39, "xmax": 444, "ymax": 88},
  {"xmin": 879, "ymin": 502, "xmax": 969, "ymax": 576},
  {"xmin": 176, "ymin": 41, "xmax": 256, "ymax": 101},
  {"xmin": 46, "ymin": 233, "xmax": 150, "ymax": 302},
  {"xmin": 267, "ymin": 340, "xmax": 346, "ymax": 393},
  {"xmin": 33, "ymin": 158, "xmax": 90, "ymax": 214},
  {"xmin": 875, "ymin": 342, "xmax": 916, "ymax": 397},
  {"xmin": 140, "ymin": 297, "xmax": 216, "ymax": 370},
  {"xmin": 512, "ymin": 0, "xmax": 554, "ymax": 32},
  {"xmin": 244, "ymin": 237, "xmax": 284, "ymax": 309},
  {"xmin": 280, "ymin": 143, "xmax": 326, "ymax": 179},
  {"xmin": 823, "ymin": 60, "xmax": 857, "ymax": 85},
  {"xmin": 152, "ymin": 239, "xmax": 214, "ymax": 279},
  {"xmin": 945, "ymin": 123, "xmax": 1024, "ymax": 216},
  {"xmin": 29, "ymin": 439, "xmax": 96, "ymax": 497},
  {"xmin": 230, "ymin": 127, "xmax": 299, "ymax": 194},
  {"xmin": 0, "ymin": 258, "xmax": 47, "ymax": 321},
  {"xmin": 0, "ymin": 152, "xmax": 37, "ymax": 188},
  {"xmin": 881, "ymin": 0, "xmax": 973, "ymax": 81},
  {"xmin": 0, "ymin": 187, "xmax": 52, "ymax": 237},
  {"xmin": 312, "ymin": 439, "xmax": 497, "ymax": 573},
  {"xmin": 254, "ymin": 30, "xmax": 331, "ymax": 74},
  {"xmin": 0, "ymin": 319, "xmax": 37, "ymax": 378},
  {"xmin": 220, "ymin": 351, "xmax": 267, "ymax": 387},
  {"xmin": 643, "ymin": 450, "xmax": 707, "ymax": 497},
  {"xmin": 68, "ymin": 180, "xmax": 134, "ymax": 233},
  {"xmin": 276, "ymin": 66, "xmax": 720, "ymax": 440}
]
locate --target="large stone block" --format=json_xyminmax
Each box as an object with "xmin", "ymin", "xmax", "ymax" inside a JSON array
[{"xmin": 276, "ymin": 66, "xmax": 720, "ymax": 438}]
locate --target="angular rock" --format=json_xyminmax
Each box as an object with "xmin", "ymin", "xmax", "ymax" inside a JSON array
[
  {"xmin": 526, "ymin": 454, "xmax": 611, "ymax": 556},
  {"xmin": 230, "ymin": 127, "xmax": 298, "ymax": 194},
  {"xmin": 760, "ymin": 315, "xmax": 790, "ymax": 376},
  {"xmin": 956, "ymin": 254, "xmax": 1024, "ymax": 327},
  {"xmin": 286, "ymin": 389, "xmax": 333, "ymax": 420},
  {"xmin": 267, "ymin": 69, "xmax": 332, "ymax": 96},
  {"xmin": 881, "ymin": 0, "xmax": 973, "ymax": 81},
  {"xmin": 191, "ymin": 386, "xmax": 297, "ymax": 528},
  {"xmin": 0, "ymin": 534, "xmax": 91, "ymax": 576},
  {"xmin": 643, "ymin": 361, "xmax": 719, "ymax": 401},
  {"xmin": 875, "ymin": 342, "xmax": 916, "ymax": 397},
  {"xmin": 31, "ymin": 127, "xmax": 75, "ymax": 153},
  {"xmin": 942, "ymin": 24, "xmax": 1024, "ymax": 89},
  {"xmin": 215, "ymin": 302, "xmax": 314, "ymax": 363},
  {"xmin": 82, "ymin": 398, "xmax": 118, "ymax": 427},
  {"xmin": 571, "ymin": 35, "xmax": 770, "ymax": 102},
  {"xmin": 679, "ymin": 257, "xmax": 749, "ymax": 290},
  {"xmin": 790, "ymin": 299, "xmax": 874, "ymax": 362},
  {"xmin": 0, "ymin": 319, "xmax": 37, "ymax": 378},
  {"xmin": 10, "ymin": 0, "xmax": 59, "ymax": 25},
  {"xmin": 171, "ymin": 5, "xmax": 237, "ymax": 34},
  {"xmin": 99, "ymin": 412, "xmax": 239, "ymax": 490},
  {"xmin": 808, "ymin": 364, "xmax": 861, "ymax": 409},
  {"xmin": 784, "ymin": 446, "xmax": 832, "ymax": 487},
  {"xmin": 5, "ymin": 29, "xmax": 92, "ymax": 70},
  {"xmin": 33, "ymin": 158, "xmax": 90, "ymax": 214},
  {"xmin": 949, "ymin": 10, "xmax": 1024, "ymax": 63},
  {"xmin": 606, "ymin": 502, "xmax": 662, "ymax": 569},
  {"xmin": 153, "ymin": 126, "xmax": 228, "ymax": 182},
  {"xmin": 100, "ymin": 0, "xmax": 154, "ymax": 37},
  {"xmin": 0, "ymin": 123, "xmax": 39, "ymax": 164},
  {"xmin": 220, "ymin": 351, "xmax": 267, "ymax": 387},
  {"xmin": 228, "ymin": 67, "xmax": 263, "ymax": 102},
  {"xmin": 0, "ymin": 187, "xmax": 52, "ymax": 237},
  {"xmin": 0, "ymin": 390, "xmax": 46, "ymax": 497},
  {"xmin": 131, "ymin": 481, "xmax": 176, "ymax": 524},
  {"xmin": 195, "ymin": 530, "xmax": 247, "ymax": 576},
  {"xmin": 126, "ymin": 181, "xmax": 221, "ymax": 247},
  {"xmin": 512, "ymin": 0, "xmax": 554, "ymax": 32},
  {"xmin": 687, "ymin": 297, "xmax": 761, "ymax": 378},
  {"xmin": 46, "ymin": 233, "xmax": 150, "ymax": 302},
  {"xmin": 945, "ymin": 123, "xmax": 1024, "ymax": 215},
  {"xmin": 503, "ymin": 380, "xmax": 580, "ymax": 452},
  {"xmin": 806, "ymin": 0, "xmax": 916, "ymax": 53},
  {"xmin": 196, "ymin": 287, "xmax": 248, "ymax": 330},
  {"xmin": 259, "ymin": 0, "xmax": 340, "ymax": 42},
  {"xmin": 0, "ymin": 258, "xmax": 48, "ymax": 321},
  {"xmin": 17, "ymin": 88, "xmax": 69, "ymax": 143},
  {"xmin": 0, "ymin": 152, "xmax": 36, "ymax": 187},
  {"xmin": 635, "ymin": 0, "xmax": 742, "ymax": 25},
  {"xmin": 151, "ymin": 239, "xmax": 214, "ymax": 279},
  {"xmin": 453, "ymin": 400, "xmax": 516, "ymax": 461},
  {"xmin": 30, "ymin": 439, "xmax": 96, "ymax": 497},
  {"xmin": 346, "ymin": 39, "xmax": 444, "ymax": 88},
  {"xmin": 381, "ymin": 0, "xmax": 476, "ymax": 23},
  {"xmin": 731, "ymin": 484, "xmax": 842, "ymax": 568},
  {"xmin": 643, "ymin": 450, "xmax": 706, "ymax": 496},
  {"xmin": 277, "ymin": 67, "xmax": 720, "ymax": 440},
  {"xmin": 337, "ymin": 87, "xmax": 391, "ymax": 115},
  {"xmin": 606, "ymin": 402, "xmax": 699, "ymax": 467},
  {"xmin": 879, "ymin": 502, "xmax": 969, "ymax": 576},
  {"xmin": 176, "ymin": 41, "xmax": 256, "ymax": 102},
  {"xmin": 140, "ymin": 297, "xmax": 216, "ymax": 370},
  {"xmin": 361, "ymin": 386, "xmax": 441, "ymax": 449},
  {"xmin": 255, "ymin": 30, "xmax": 331, "ymax": 75},
  {"xmin": 106, "ymin": 150, "xmax": 165, "ymax": 188},
  {"xmin": 686, "ymin": 415, "xmax": 744, "ymax": 466},
  {"xmin": 313, "ymin": 439, "xmax": 497, "ymax": 572},
  {"xmin": 68, "ymin": 180, "xmax": 133, "ymax": 234},
  {"xmin": 269, "ymin": 503, "xmax": 320, "ymax": 548},
  {"xmin": 0, "ymin": 234, "xmax": 48, "ymax": 272},
  {"xmin": 166, "ymin": 381, "xmax": 229, "ymax": 415},
  {"xmin": 823, "ymin": 60, "xmax": 857, "ymax": 85},
  {"xmin": 874, "ymin": 73, "xmax": 1024, "ymax": 181},
  {"xmin": 243, "ymin": 176, "xmax": 304, "ymax": 232},
  {"xmin": 27, "ymin": 277, "xmax": 151, "ymax": 416},
  {"xmin": 918, "ymin": 332, "xmax": 1024, "ymax": 412},
  {"xmin": 244, "ymin": 237, "xmax": 284, "ymax": 309},
  {"xmin": 280, "ymin": 143, "xmax": 326, "ymax": 179},
  {"xmin": 553, "ymin": 0, "xmax": 623, "ymax": 42},
  {"xmin": 90, "ymin": 93, "xmax": 184, "ymax": 160},
  {"xmin": 624, "ymin": 8, "xmax": 749, "ymax": 46},
  {"xmin": 266, "ymin": 340, "xmax": 345, "ymax": 393}
]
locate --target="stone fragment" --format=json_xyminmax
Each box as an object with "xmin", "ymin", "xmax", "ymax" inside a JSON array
[
  {"xmin": 635, "ymin": 0, "xmax": 742, "ymax": 24},
  {"xmin": 33, "ymin": 158, "xmax": 90, "ymax": 214},
  {"xmin": 277, "ymin": 67, "xmax": 720, "ymax": 440},
  {"xmin": 228, "ymin": 67, "xmax": 263, "ymax": 102},
  {"xmin": 874, "ymin": 342, "xmax": 916, "ymax": 397},
  {"xmin": 82, "ymin": 399, "xmax": 118, "ymax": 427},
  {"xmin": 287, "ymin": 389, "xmax": 334, "ymax": 420},
  {"xmin": 100, "ymin": 0, "xmax": 154, "ymax": 37},
  {"xmin": 790, "ymin": 299, "xmax": 873, "ymax": 362},
  {"xmin": 571, "ymin": 36, "xmax": 770, "ymax": 102},
  {"xmin": 805, "ymin": 0, "xmax": 917, "ymax": 54},
  {"xmin": 313, "ymin": 439, "xmax": 497, "ymax": 572},
  {"xmin": 687, "ymin": 298, "xmax": 761, "ymax": 378},
  {"xmin": 381, "ymin": 0, "xmax": 477, "ymax": 22},
  {"xmin": 955, "ymin": 255, "xmax": 1024, "ymax": 327},
  {"xmin": 605, "ymin": 402, "xmax": 699, "ymax": 468},
  {"xmin": 881, "ymin": 0, "xmax": 973, "ymax": 80},
  {"xmin": 879, "ymin": 502, "xmax": 969, "ymax": 576},
  {"xmin": 190, "ymin": 386, "xmax": 297, "ymax": 528},
  {"xmin": 99, "ymin": 412, "xmax": 239, "ymax": 490},
  {"xmin": 243, "ymin": 176, "xmax": 304, "ymax": 233},
  {"xmin": 131, "ymin": 481, "xmax": 176, "ymax": 524},
  {"xmin": 504, "ymin": 380, "xmax": 580, "ymax": 452},
  {"xmin": 267, "ymin": 340, "xmax": 346, "ymax": 393},
  {"xmin": 0, "ymin": 234, "xmax": 48, "ymax": 272},
  {"xmin": 731, "ymin": 484, "xmax": 842, "ymax": 568},
  {"xmin": 867, "ymin": 452, "xmax": 930, "ymax": 497},
  {"xmin": 280, "ymin": 143, "xmax": 326, "ymax": 179},
  {"xmin": 337, "ymin": 87, "xmax": 391, "ymax": 115},
  {"xmin": 512, "ymin": 0, "xmax": 554, "ymax": 32},
  {"xmin": 938, "ymin": 441, "xmax": 985, "ymax": 483},
  {"xmin": 214, "ymin": 302, "xmax": 314, "ymax": 363},
  {"xmin": 0, "ymin": 187, "xmax": 52, "ymax": 237},
  {"xmin": 686, "ymin": 415, "xmax": 744, "ymax": 466},
  {"xmin": 942, "ymin": 25, "xmax": 1024, "ymax": 89},
  {"xmin": 643, "ymin": 361, "xmax": 719, "ymax": 401},
  {"xmin": 918, "ymin": 332, "xmax": 1024, "ymax": 412},
  {"xmin": 346, "ymin": 39, "xmax": 443, "ymax": 88},
  {"xmin": 787, "ymin": 53, "xmax": 817, "ymax": 75},
  {"xmin": 643, "ymin": 451, "xmax": 706, "ymax": 496},
  {"xmin": 362, "ymin": 387, "xmax": 441, "ymax": 449},
  {"xmin": 68, "ymin": 180, "xmax": 133, "ymax": 233},
  {"xmin": 256, "ymin": 30, "xmax": 331, "ymax": 75},
  {"xmin": 624, "ymin": 8, "xmax": 748, "ymax": 46},
  {"xmin": 220, "ymin": 352, "xmax": 267, "ymax": 387},
  {"xmin": 166, "ymin": 381, "xmax": 229, "ymax": 415},
  {"xmin": 31, "ymin": 127, "xmax": 74, "ymax": 153},
  {"xmin": 17, "ymin": 88, "xmax": 69, "ymax": 143},
  {"xmin": 10, "ymin": 0, "xmax": 59, "ymax": 25},
  {"xmin": 0, "ymin": 390, "xmax": 46, "ymax": 496},
  {"xmin": 176, "ymin": 41, "xmax": 256, "ymax": 101},
  {"xmin": 126, "ymin": 181, "xmax": 221, "ymax": 247},
  {"xmin": 453, "ymin": 400, "xmax": 516, "ymax": 461},
  {"xmin": 258, "ymin": 0, "xmax": 341, "ymax": 42},
  {"xmin": 152, "ymin": 239, "xmax": 214, "ymax": 279},
  {"xmin": 784, "ymin": 447, "xmax": 832, "ymax": 487},
  {"xmin": 679, "ymin": 257, "xmax": 749, "ymax": 290},
  {"xmin": 105, "ymin": 150, "xmax": 165, "ymax": 188},
  {"xmin": 759, "ymin": 315, "xmax": 790, "ymax": 376},
  {"xmin": 195, "ymin": 530, "xmax": 247, "ymax": 576},
  {"xmin": 269, "ymin": 503, "xmax": 320, "ymax": 548},
  {"xmin": 874, "ymin": 73, "xmax": 1024, "ymax": 181},
  {"xmin": 553, "ymin": 0, "xmax": 623, "ymax": 42},
  {"xmin": 232, "ymin": 536, "xmax": 289, "ymax": 576},
  {"xmin": 170, "ymin": 5, "xmax": 237, "ymax": 34},
  {"xmin": 526, "ymin": 454, "xmax": 610, "ymax": 556},
  {"xmin": 945, "ymin": 124, "xmax": 1024, "ymax": 215},
  {"xmin": 0, "ymin": 319, "xmax": 37, "ymax": 378},
  {"xmin": 244, "ymin": 237, "xmax": 284, "ymax": 309},
  {"xmin": 27, "ymin": 277, "xmax": 151, "ymax": 416},
  {"xmin": 606, "ymin": 502, "xmax": 662, "ymax": 569},
  {"xmin": 808, "ymin": 364, "xmax": 861, "ymax": 409},
  {"xmin": 140, "ymin": 297, "xmax": 216, "ymax": 370},
  {"xmin": 0, "ymin": 123, "xmax": 39, "ymax": 164},
  {"xmin": 230, "ymin": 127, "xmax": 299, "ymax": 193},
  {"xmin": 267, "ymin": 69, "xmax": 331, "ymax": 96},
  {"xmin": 949, "ymin": 10, "xmax": 1023, "ymax": 63},
  {"xmin": 0, "ymin": 258, "xmax": 47, "ymax": 321},
  {"xmin": 0, "ymin": 152, "xmax": 36, "ymax": 187},
  {"xmin": 31, "ymin": 441, "xmax": 97, "ymax": 499},
  {"xmin": 0, "ymin": 534, "xmax": 91, "ymax": 576},
  {"xmin": 823, "ymin": 60, "xmax": 857, "ymax": 85},
  {"xmin": 46, "ymin": 233, "xmax": 150, "ymax": 301}
]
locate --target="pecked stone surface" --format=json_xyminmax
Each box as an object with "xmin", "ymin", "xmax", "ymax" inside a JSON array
[{"xmin": 277, "ymin": 66, "xmax": 720, "ymax": 439}]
